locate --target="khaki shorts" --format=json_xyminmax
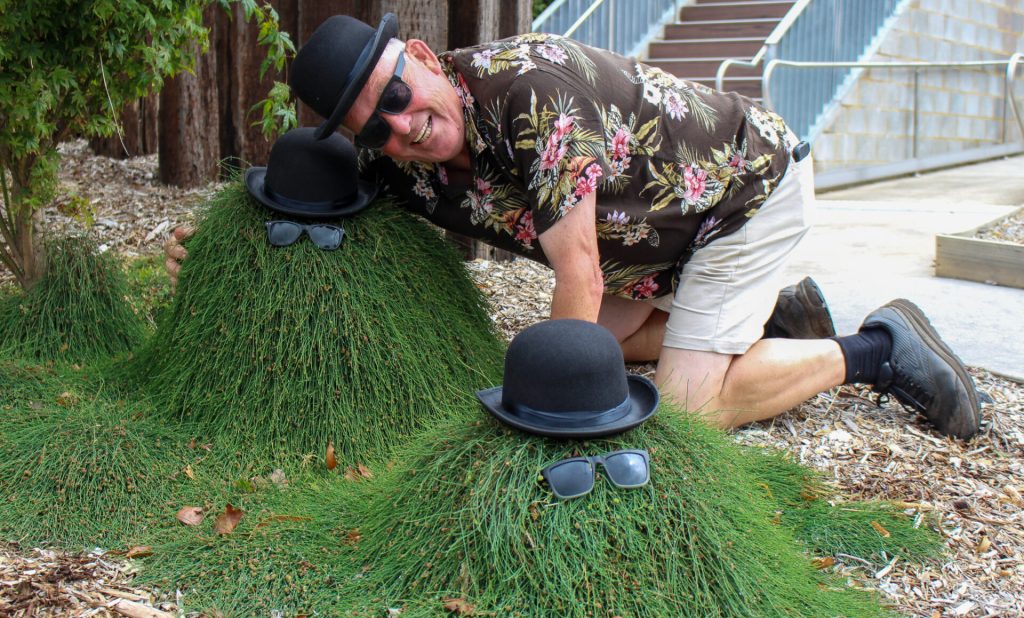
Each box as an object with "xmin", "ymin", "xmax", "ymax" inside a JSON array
[{"xmin": 646, "ymin": 156, "xmax": 815, "ymax": 355}]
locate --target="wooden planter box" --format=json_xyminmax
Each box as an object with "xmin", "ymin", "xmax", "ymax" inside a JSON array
[{"xmin": 935, "ymin": 207, "xmax": 1024, "ymax": 289}]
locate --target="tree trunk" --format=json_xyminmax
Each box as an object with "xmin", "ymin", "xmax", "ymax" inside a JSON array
[
  {"xmin": 221, "ymin": 2, "xmax": 293, "ymax": 168},
  {"xmin": 88, "ymin": 92, "xmax": 160, "ymax": 159},
  {"xmin": 6, "ymin": 162, "xmax": 47, "ymax": 289},
  {"xmin": 158, "ymin": 4, "xmax": 221, "ymax": 186}
]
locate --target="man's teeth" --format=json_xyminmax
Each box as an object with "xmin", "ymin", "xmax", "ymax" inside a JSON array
[{"xmin": 413, "ymin": 117, "xmax": 432, "ymax": 144}]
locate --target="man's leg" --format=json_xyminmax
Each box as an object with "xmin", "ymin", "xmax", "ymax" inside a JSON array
[
  {"xmin": 597, "ymin": 294, "xmax": 666, "ymax": 362},
  {"xmin": 655, "ymin": 339, "xmax": 845, "ymax": 428}
]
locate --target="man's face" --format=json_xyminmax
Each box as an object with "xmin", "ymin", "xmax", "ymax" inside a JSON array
[{"xmin": 344, "ymin": 40, "xmax": 466, "ymax": 164}]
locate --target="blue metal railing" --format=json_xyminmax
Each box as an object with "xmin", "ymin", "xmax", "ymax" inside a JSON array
[
  {"xmin": 532, "ymin": 0, "xmax": 683, "ymax": 58},
  {"xmin": 766, "ymin": 0, "xmax": 906, "ymax": 139}
]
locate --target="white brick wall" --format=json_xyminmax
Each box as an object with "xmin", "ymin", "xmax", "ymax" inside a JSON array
[{"xmin": 813, "ymin": 0, "xmax": 1024, "ymax": 173}]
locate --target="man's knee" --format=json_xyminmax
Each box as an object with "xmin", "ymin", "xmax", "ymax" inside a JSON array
[{"xmin": 654, "ymin": 346, "xmax": 733, "ymax": 413}]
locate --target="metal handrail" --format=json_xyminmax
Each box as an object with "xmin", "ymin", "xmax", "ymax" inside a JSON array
[
  {"xmin": 533, "ymin": 0, "xmax": 684, "ymax": 58},
  {"xmin": 564, "ymin": 0, "xmax": 608, "ymax": 38},
  {"xmin": 1005, "ymin": 53, "xmax": 1024, "ymax": 142},
  {"xmin": 715, "ymin": 0, "xmax": 812, "ymax": 92},
  {"xmin": 762, "ymin": 57, "xmax": 1024, "ymax": 152}
]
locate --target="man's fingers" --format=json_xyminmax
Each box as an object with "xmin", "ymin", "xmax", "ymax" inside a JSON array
[
  {"xmin": 173, "ymin": 225, "xmax": 195, "ymax": 241},
  {"xmin": 165, "ymin": 256, "xmax": 181, "ymax": 278},
  {"xmin": 166, "ymin": 244, "xmax": 188, "ymax": 261}
]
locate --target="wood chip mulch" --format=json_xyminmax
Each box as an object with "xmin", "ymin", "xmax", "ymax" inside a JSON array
[
  {"xmin": 974, "ymin": 208, "xmax": 1024, "ymax": 245},
  {"xmin": 1, "ymin": 142, "xmax": 1022, "ymax": 617}
]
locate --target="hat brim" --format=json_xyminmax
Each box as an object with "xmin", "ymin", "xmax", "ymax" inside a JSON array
[
  {"xmin": 244, "ymin": 167, "xmax": 378, "ymax": 220},
  {"xmin": 314, "ymin": 13, "xmax": 399, "ymax": 141},
  {"xmin": 475, "ymin": 375, "xmax": 660, "ymax": 439}
]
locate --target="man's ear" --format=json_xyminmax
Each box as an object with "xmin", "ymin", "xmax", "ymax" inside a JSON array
[{"xmin": 405, "ymin": 39, "xmax": 443, "ymax": 75}]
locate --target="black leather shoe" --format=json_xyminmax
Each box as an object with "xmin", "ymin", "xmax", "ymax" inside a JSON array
[
  {"xmin": 764, "ymin": 276, "xmax": 836, "ymax": 340},
  {"xmin": 861, "ymin": 299, "xmax": 980, "ymax": 440}
]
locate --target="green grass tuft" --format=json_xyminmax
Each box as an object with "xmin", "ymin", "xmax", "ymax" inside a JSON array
[
  {"xmin": 746, "ymin": 450, "xmax": 944, "ymax": 562},
  {"xmin": 0, "ymin": 372, "xmax": 192, "ymax": 548},
  {"xmin": 130, "ymin": 184, "xmax": 505, "ymax": 465},
  {"xmin": 0, "ymin": 235, "xmax": 147, "ymax": 362}
]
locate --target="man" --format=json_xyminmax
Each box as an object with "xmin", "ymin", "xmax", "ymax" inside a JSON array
[{"xmin": 167, "ymin": 14, "xmax": 981, "ymax": 439}]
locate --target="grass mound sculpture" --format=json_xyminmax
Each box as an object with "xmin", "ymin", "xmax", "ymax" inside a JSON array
[
  {"xmin": 133, "ymin": 183, "xmax": 505, "ymax": 464},
  {"xmin": 329, "ymin": 411, "xmax": 940, "ymax": 617},
  {"xmin": 133, "ymin": 405, "xmax": 938, "ymax": 616},
  {"xmin": 0, "ymin": 234, "xmax": 145, "ymax": 361}
]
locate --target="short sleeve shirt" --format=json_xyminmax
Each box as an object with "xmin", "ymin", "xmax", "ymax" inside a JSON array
[{"xmin": 360, "ymin": 33, "xmax": 798, "ymax": 300}]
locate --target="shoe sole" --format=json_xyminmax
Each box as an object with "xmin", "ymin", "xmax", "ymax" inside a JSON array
[
  {"xmin": 887, "ymin": 298, "xmax": 980, "ymax": 428},
  {"xmin": 794, "ymin": 277, "xmax": 836, "ymax": 338}
]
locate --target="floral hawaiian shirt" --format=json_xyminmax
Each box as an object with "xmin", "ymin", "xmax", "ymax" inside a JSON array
[{"xmin": 359, "ymin": 33, "xmax": 799, "ymax": 300}]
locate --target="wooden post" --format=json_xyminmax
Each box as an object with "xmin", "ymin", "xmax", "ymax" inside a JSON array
[{"xmin": 158, "ymin": 4, "xmax": 221, "ymax": 186}]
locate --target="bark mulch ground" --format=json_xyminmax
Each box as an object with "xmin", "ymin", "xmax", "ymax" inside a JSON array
[{"xmin": 1, "ymin": 142, "xmax": 1021, "ymax": 617}]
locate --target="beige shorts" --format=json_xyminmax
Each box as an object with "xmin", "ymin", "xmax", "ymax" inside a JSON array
[{"xmin": 646, "ymin": 156, "xmax": 815, "ymax": 355}]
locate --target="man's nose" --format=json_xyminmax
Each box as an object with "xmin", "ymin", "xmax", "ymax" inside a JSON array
[{"xmin": 385, "ymin": 112, "xmax": 413, "ymax": 137}]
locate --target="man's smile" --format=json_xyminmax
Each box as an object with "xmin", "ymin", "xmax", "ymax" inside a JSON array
[{"xmin": 412, "ymin": 116, "xmax": 432, "ymax": 145}]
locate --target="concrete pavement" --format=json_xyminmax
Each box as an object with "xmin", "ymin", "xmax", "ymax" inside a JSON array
[{"xmin": 783, "ymin": 155, "xmax": 1024, "ymax": 381}]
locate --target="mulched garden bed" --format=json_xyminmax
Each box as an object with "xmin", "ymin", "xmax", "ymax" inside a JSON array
[{"xmin": 1, "ymin": 142, "xmax": 1022, "ymax": 617}]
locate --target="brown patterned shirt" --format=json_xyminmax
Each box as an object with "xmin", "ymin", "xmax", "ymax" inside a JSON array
[{"xmin": 360, "ymin": 33, "xmax": 797, "ymax": 300}]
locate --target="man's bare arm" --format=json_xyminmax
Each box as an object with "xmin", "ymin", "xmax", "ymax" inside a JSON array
[{"xmin": 538, "ymin": 191, "xmax": 604, "ymax": 322}]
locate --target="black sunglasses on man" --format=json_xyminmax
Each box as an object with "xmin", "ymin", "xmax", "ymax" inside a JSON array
[{"xmin": 355, "ymin": 51, "xmax": 413, "ymax": 150}]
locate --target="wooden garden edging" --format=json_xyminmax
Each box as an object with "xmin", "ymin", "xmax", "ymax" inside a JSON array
[{"xmin": 935, "ymin": 206, "xmax": 1024, "ymax": 289}]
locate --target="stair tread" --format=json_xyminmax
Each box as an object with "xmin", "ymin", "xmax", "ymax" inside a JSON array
[
  {"xmin": 670, "ymin": 18, "xmax": 780, "ymax": 24},
  {"xmin": 654, "ymin": 36, "xmax": 766, "ymax": 42}
]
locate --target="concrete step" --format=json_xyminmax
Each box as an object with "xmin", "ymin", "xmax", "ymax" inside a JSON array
[
  {"xmin": 681, "ymin": 0, "xmax": 795, "ymax": 21},
  {"xmin": 664, "ymin": 18, "xmax": 780, "ymax": 39},
  {"xmin": 648, "ymin": 37, "xmax": 764, "ymax": 58},
  {"xmin": 644, "ymin": 57, "xmax": 760, "ymax": 76}
]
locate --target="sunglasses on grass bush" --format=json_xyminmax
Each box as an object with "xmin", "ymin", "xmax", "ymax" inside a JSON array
[
  {"xmin": 541, "ymin": 449, "xmax": 651, "ymax": 500},
  {"xmin": 265, "ymin": 221, "xmax": 345, "ymax": 251}
]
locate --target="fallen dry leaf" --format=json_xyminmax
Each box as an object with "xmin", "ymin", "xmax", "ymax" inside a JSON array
[
  {"xmin": 175, "ymin": 506, "xmax": 204, "ymax": 526},
  {"xmin": 812, "ymin": 556, "xmax": 836, "ymax": 569},
  {"xmin": 56, "ymin": 391, "xmax": 77, "ymax": 407},
  {"xmin": 869, "ymin": 520, "xmax": 891, "ymax": 538},
  {"xmin": 442, "ymin": 597, "xmax": 475, "ymax": 615},
  {"xmin": 213, "ymin": 503, "xmax": 244, "ymax": 535},
  {"xmin": 326, "ymin": 441, "xmax": 337, "ymax": 470},
  {"xmin": 976, "ymin": 535, "xmax": 992, "ymax": 553},
  {"xmin": 342, "ymin": 528, "xmax": 362, "ymax": 546},
  {"xmin": 344, "ymin": 463, "xmax": 373, "ymax": 481},
  {"xmin": 125, "ymin": 546, "xmax": 153, "ymax": 559},
  {"xmin": 183, "ymin": 464, "xmax": 195, "ymax": 480}
]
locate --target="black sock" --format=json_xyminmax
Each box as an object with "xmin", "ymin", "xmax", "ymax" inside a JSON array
[{"xmin": 831, "ymin": 327, "xmax": 892, "ymax": 385}]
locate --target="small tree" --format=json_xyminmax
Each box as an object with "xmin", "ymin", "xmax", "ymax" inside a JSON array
[{"xmin": 0, "ymin": 0, "xmax": 293, "ymax": 289}]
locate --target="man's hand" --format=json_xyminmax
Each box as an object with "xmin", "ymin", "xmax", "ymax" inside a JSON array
[
  {"xmin": 164, "ymin": 225, "xmax": 194, "ymax": 291},
  {"xmin": 538, "ymin": 192, "xmax": 604, "ymax": 322}
]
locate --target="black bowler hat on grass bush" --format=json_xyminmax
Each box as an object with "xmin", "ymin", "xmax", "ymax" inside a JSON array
[
  {"xmin": 476, "ymin": 319, "xmax": 659, "ymax": 438},
  {"xmin": 289, "ymin": 13, "xmax": 399, "ymax": 140},
  {"xmin": 244, "ymin": 127, "xmax": 377, "ymax": 220}
]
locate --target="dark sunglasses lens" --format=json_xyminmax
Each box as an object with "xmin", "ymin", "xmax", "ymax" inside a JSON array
[
  {"xmin": 307, "ymin": 225, "xmax": 344, "ymax": 251},
  {"xmin": 545, "ymin": 460, "xmax": 594, "ymax": 499},
  {"xmin": 266, "ymin": 222, "xmax": 303, "ymax": 246},
  {"xmin": 378, "ymin": 80, "xmax": 412, "ymax": 114},
  {"xmin": 356, "ymin": 115, "xmax": 391, "ymax": 150},
  {"xmin": 602, "ymin": 452, "xmax": 649, "ymax": 488}
]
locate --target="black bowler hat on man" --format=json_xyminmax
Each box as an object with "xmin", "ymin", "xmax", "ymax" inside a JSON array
[
  {"xmin": 290, "ymin": 13, "xmax": 400, "ymax": 140},
  {"xmin": 476, "ymin": 320, "xmax": 660, "ymax": 438},
  {"xmin": 244, "ymin": 127, "xmax": 378, "ymax": 220}
]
